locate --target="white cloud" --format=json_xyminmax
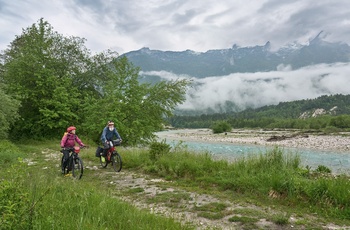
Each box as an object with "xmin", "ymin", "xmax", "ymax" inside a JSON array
[{"xmin": 143, "ymin": 63, "xmax": 350, "ymax": 111}]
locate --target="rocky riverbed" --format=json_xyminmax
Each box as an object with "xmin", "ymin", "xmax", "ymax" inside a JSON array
[{"xmin": 156, "ymin": 128, "xmax": 350, "ymax": 153}]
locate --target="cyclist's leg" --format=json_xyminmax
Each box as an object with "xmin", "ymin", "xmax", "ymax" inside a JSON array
[
  {"xmin": 102, "ymin": 142, "xmax": 109, "ymax": 157},
  {"xmin": 62, "ymin": 150, "xmax": 70, "ymax": 173}
]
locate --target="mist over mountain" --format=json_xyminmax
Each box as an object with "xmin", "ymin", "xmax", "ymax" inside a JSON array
[{"xmin": 122, "ymin": 32, "xmax": 350, "ymax": 114}]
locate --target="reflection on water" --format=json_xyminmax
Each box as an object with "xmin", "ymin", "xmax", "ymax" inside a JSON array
[{"xmin": 164, "ymin": 139, "xmax": 350, "ymax": 175}]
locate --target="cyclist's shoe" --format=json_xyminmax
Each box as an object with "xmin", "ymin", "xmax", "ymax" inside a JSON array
[
  {"xmin": 101, "ymin": 156, "xmax": 106, "ymax": 163},
  {"xmin": 65, "ymin": 173, "xmax": 72, "ymax": 177}
]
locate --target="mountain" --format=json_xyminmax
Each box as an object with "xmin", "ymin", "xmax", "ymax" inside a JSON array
[{"xmin": 122, "ymin": 31, "xmax": 350, "ymax": 78}]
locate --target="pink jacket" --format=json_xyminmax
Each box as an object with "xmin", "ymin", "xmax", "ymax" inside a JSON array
[{"xmin": 61, "ymin": 133, "xmax": 84, "ymax": 148}]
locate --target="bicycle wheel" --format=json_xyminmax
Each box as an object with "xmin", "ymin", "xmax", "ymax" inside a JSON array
[
  {"xmin": 111, "ymin": 152, "xmax": 122, "ymax": 172},
  {"xmin": 72, "ymin": 157, "xmax": 83, "ymax": 179}
]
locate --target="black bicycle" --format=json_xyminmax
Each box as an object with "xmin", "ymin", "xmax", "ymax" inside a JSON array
[
  {"xmin": 61, "ymin": 146, "xmax": 85, "ymax": 179},
  {"xmin": 100, "ymin": 139, "xmax": 122, "ymax": 172}
]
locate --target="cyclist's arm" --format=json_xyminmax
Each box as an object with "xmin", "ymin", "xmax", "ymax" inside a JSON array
[{"xmin": 75, "ymin": 135, "xmax": 85, "ymax": 147}]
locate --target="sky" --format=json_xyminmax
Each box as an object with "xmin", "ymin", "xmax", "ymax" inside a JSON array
[
  {"xmin": 1, "ymin": 0, "xmax": 350, "ymax": 55},
  {"xmin": 1, "ymin": 0, "xmax": 350, "ymax": 111}
]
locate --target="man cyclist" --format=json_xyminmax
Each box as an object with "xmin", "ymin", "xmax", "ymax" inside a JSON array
[{"xmin": 100, "ymin": 121, "xmax": 122, "ymax": 162}]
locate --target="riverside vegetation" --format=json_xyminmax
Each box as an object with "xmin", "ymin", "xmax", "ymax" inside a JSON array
[{"xmin": 2, "ymin": 138, "xmax": 350, "ymax": 229}]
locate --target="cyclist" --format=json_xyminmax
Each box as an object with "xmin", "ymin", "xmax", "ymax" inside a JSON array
[
  {"xmin": 60, "ymin": 126, "xmax": 85, "ymax": 174},
  {"xmin": 100, "ymin": 121, "xmax": 122, "ymax": 162}
]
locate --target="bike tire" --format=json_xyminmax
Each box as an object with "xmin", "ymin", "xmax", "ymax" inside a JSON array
[
  {"xmin": 111, "ymin": 152, "xmax": 122, "ymax": 172},
  {"xmin": 72, "ymin": 157, "xmax": 83, "ymax": 179}
]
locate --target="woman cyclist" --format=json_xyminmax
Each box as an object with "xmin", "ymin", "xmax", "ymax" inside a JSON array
[{"xmin": 60, "ymin": 126, "xmax": 85, "ymax": 174}]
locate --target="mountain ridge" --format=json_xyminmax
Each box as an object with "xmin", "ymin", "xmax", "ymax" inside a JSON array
[{"xmin": 122, "ymin": 31, "xmax": 350, "ymax": 78}]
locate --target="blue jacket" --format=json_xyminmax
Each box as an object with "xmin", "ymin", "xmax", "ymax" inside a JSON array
[{"xmin": 101, "ymin": 126, "xmax": 121, "ymax": 143}]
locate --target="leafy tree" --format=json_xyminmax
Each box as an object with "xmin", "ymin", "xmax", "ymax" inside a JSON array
[
  {"xmin": 82, "ymin": 52, "xmax": 189, "ymax": 145},
  {"xmin": 1, "ymin": 18, "xmax": 93, "ymax": 138},
  {"xmin": 0, "ymin": 83, "xmax": 20, "ymax": 139}
]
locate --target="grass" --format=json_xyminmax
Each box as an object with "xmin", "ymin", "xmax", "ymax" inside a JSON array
[
  {"xmin": 0, "ymin": 140, "xmax": 194, "ymax": 230},
  {"xmin": 2, "ymin": 138, "xmax": 350, "ymax": 229}
]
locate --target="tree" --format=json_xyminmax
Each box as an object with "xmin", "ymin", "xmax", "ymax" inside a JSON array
[
  {"xmin": 0, "ymin": 83, "xmax": 20, "ymax": 139},
  {"xmin": 82, "ymin": 52, "xmax": 189, "ymax": 145},
  {"xmin": 1, "ymin": 18, "xmax": 93, "ymax": 138}
]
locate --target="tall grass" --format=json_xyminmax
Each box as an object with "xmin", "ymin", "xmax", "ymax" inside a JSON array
[
  {"xmin": 0, "ymin": 140, "xmax": 194, "ymax": 230},
  {"xmin": 136, "ymin": 143, "xmax": 350, "ymax": 220}
]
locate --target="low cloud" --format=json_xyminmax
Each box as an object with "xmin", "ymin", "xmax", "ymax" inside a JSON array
[{"xmin": 142, "ymin": 62, "xmax": 350, "ymax": 112}]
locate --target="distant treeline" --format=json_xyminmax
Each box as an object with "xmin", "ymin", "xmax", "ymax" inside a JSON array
[{"xmin": 168, "ymin": 94, "xmax": 350, "ymax": 131}]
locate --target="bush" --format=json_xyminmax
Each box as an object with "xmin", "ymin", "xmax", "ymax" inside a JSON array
[
  {"xmin": 149, "ymin": 139, "xmax": 171, "ymax": 161},
  {"xmin": 211, "ymin": 121, "xmax": 232, "ymax": 134},
  {"xmin": 0, "ymin": 140, "xmax": 23, "ymax": 164}
]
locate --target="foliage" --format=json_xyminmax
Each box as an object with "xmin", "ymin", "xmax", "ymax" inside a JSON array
[
  {"xmin": 0, "ymin": 142, "xmax": 30, "ymax": 230},
  {"xmin": 81, "ymin": 52, "xmax": 189, "ymax": 145},
  {"xmin": 0, "ymin": 174, "xmax": 31, "ymax": 230},
  {"xmin": 149, "ymin": 139, "xmax": 171, "ymax": 161},
  {"xmin": 0, "ymin": 18, "xmax": 189, "ymax": 145},
  {"xmin": 0, "ymin": 84, "xmax": 20, "ymax": 139},
  {"xmin": 168, "ymin": 94, "xmax": 350, "ymax": 130},
  {"xmin": 211, "ymin": 120, "xmax": 232, "ymax": 133},
  {"xmin": 1, "ymin": 18, "xmax": 91, "ymax": 138}
]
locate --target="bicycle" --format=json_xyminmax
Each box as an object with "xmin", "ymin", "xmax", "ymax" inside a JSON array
[
  {"xmin": 61, "ymin": 146, "xmax": 86, "ymax": 179},
  {"xmin": 100, "ymin": 139, "xmax": 122, "ymax": 172}
]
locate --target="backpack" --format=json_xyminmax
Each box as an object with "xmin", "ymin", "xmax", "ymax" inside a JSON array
[{"xmin": 62, "ymin": 132, "xmax": 68, "ymax": 139}]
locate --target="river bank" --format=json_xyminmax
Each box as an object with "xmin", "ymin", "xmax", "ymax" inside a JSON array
[{"xmin": 156, "ymin": 128, "xmax": 350, "ymax": 153}]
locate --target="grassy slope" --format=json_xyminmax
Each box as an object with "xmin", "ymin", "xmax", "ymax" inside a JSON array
[{"xmin": 1, "ymin": 139, "xmax": 350, "ymax": 229}]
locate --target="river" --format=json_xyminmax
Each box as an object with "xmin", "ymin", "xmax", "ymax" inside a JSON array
[{"xmin": 155, "ymin": 130, "xmax": 350, "ymax": 175}]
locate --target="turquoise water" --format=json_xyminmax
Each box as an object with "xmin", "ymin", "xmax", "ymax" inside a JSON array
[{"xmin": 164, "ymin": 139, "xmax": 350, "ymax": 175}]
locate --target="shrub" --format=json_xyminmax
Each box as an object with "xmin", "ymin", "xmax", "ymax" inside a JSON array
[
  {"xmin": 211, "ymin": 121, "xmax": 232, "ymax": 134},
  {"xmin": 149, "ymin": 139, "xmax": 171, "ymax": 161}
]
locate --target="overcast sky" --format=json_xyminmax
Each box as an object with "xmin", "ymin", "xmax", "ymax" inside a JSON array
[
  {"xmin": 1, "ymin": 0, "xmax": 350, "ymax": 111},
  {"xmin": 1, "ymin": 0, "xmax": 350, "ymax": 55}
]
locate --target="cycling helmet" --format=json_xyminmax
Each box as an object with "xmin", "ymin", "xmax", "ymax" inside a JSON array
[{"xmin": 67, "ymin": 126, "xmax": 76, "ymax": 132}]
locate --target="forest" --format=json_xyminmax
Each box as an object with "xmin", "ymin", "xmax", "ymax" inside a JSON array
[{"xmin": 168, "ymin": 94, "xmax": 350, "ymax": 131}]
